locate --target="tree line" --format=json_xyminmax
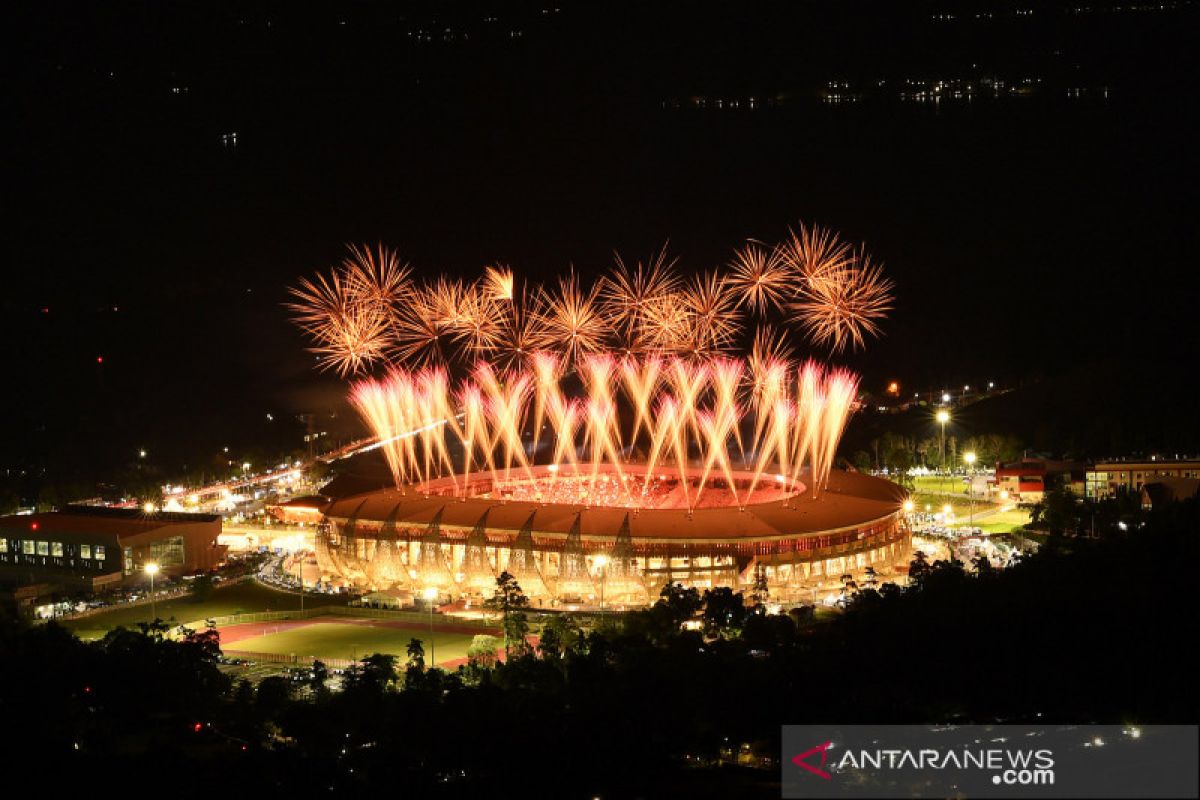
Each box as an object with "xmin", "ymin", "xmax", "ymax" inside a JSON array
[{"xmin": 2, "ymin": 497, "xmax": 1195, "ymax": 797}]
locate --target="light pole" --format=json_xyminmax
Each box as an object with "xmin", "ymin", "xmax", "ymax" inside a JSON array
[
  {"xmin": 423, "ymin": 587, "xmax": 438, "ymax": 667},
  {"xmin": 964, "ymin": 451, "xmax": 977, "ymax": 527},
  {"xmin": 903, "ymin": 499, "xmax": 915, "ymax": 531},
  {"xmin": 144, "ymin": 561, "xmax": 160, "ymax": 622},
  {"xmin": 296, "ymin": 548, "xmax": 304, "ymax": 615},
  {"xmin": 593, "ymin": 554, "xmax": 609, "ymax": 611},
  {"xmin": 936, "ymin": 410, "xmax": 950, "ymax": 493}
]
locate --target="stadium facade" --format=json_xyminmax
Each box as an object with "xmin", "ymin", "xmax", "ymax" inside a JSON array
[{"xmin": 316, "ymin": 464, "xmax": 909, "ymax": 607}]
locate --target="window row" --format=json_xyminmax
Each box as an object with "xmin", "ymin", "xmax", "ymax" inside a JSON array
[{"xmin": 0, "ymin": 540, "xmax": 106, "ymax": 560}]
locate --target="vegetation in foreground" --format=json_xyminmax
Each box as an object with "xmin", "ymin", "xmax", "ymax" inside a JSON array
[{"xmin": 1, "ymin": 499, "xmax": 1195, "ymax": 798}]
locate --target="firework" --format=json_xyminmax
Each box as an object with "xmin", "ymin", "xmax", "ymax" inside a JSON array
[
  {"xmin": 789, "ymin": 248, "xmax": 894, "ymax": 352},
  {"xmin": 679, "ymin": 270, "xmax": 742, "ymax": 358},
  {"xmin": 599, "ymin": 246, "xmax": 681, "ymax": 353},
  {"xmin": 449, "ymin": 285, "xmax": 505, "ymax": 357},
  {"xmin": 288, "ymin": 269, "xmax": 393, "ymax": 376},
  {"xmin": 349, "ymin": 354, "xmax": 859, "ymax": 508},
  {"xmin": 532, "ymin": 272, "xmax": 606, "ymax": 364},
  {"xmin": 484, "ymin": 264, "xmax": 515, "ymax": 301},
  {"xmin": 342, "ymin": 243, "xmax": 412, "ymax": 308},
  {"xmin": 728, "ymin": 242, "xmax": 793, "ymax": 315},
  {"xmin": 777, "ymin": 223, "xmax": 852, "ymax": 282},
  {"xmin": 294, "ymin": 226, "xmax": 891, "ymax": 500}
]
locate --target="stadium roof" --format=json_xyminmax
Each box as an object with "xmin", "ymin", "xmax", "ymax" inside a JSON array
[{"xmin": 324, "ymin": 469, "xmax": 905, "ymax": 544}]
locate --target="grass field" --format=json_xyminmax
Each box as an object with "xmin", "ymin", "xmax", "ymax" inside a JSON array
[
  {"xmin": 63, "ymin": 581, "xmax": 350, "ymax": 640},
  {"xmin": 973, "ymin": 508, "xmax": 1032, "ymax": 534},
  {"xmin": 911, "ymin": 474, "xmax": 975, "ymax": 495},
  {"xmin": 911, "ymin": 492, "xmax": 986, "ymax": 519},
  {"xmin": 222, "ymin": 618, "xmax": 486, "ymax": 666}
]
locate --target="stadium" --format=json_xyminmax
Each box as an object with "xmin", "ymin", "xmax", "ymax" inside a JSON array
[
  {"xmin": 292, "ymin": 230, "xmax": 910, "ymax": 608},
  {"xmin": 315, "ymin": 462, "xmax": 910, "ymax": 608}
]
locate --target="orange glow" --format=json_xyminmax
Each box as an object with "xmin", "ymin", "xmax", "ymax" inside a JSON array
[
  {"xmin": 289, "ymin": 224, "xmax": 892, "ymax": 372},
  {"xmin": 350, "ymin": 354, "xmax": 859, "ymax": 508}
]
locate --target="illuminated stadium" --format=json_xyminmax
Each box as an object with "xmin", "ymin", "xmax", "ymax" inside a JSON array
[
  {"xmin": 316, "ymin": 463, "xmax": 909, "ymax": 608},
  {"xmin": 294, "ymin": 226, "xmax": 910, "ymax": 606}
]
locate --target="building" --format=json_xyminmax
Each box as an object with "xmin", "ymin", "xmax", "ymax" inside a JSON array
[
  {"xmin": 0, "ymin": 505, "xmax": 225, "ymax": 592},
  {"xmin": 1139, "ymin": 478, "xmax": 1200, "ymax": 509},
  {"xmin": 315, "ymin": 464, "xmax": 909, "ymax": 608},
  {"xmin": 1086, "ymin": 459, "xmax": 1200, "ymax": 499},
  {"xmin": 994, "ymin": 459, "xmax": 1087, "ymax": 503},
  {"xmin": 266, "ymin": 494, "xmax": 330, "ymax": 525}
]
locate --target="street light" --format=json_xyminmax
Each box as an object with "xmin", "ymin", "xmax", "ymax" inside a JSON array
[
  {"xmin": 935, "ymin": 410, "xmax": 950, "ymax": 489},
  {"xmin": 296, "ymin": 548, "xmax": 305, "ymax": 615},
  {"xmin": 593, "ymin": 554, "xmax": 609, "ymax": 611},
  {"xmin": 422, "ymin": 587, "xmax": 438, "ymax": 667},
  {"xmin": 144, "ymin": 561, "xmax": 160, "ymax": 621},
  {"xmin": 964, "ymin": 451, "xmax": 977, "ymax": 526}
]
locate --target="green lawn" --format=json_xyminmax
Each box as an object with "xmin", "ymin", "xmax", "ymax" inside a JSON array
[
  {"xmin": 911, "ymin": 492, "xmax": 987, "ymax": 520},
  {"xmin": 225, "ymin": 620, "xmax": 482, "ymax": 666},
  {"xmin": 973, "ymin": 508, "xmax": 1032, "ymax": 534},
  {"xmin": 63, "ymin": 581, "xmax": 350, "ymax": 640},
  {"xmin": 911, "ymin": 474, "xmax": 971, "ymax": 495}
]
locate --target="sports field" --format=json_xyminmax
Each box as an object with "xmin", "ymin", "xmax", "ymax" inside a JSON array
[
  {"xmin": 62, "ymin": 581, "xmax": 350, "ymax": 640},
  {"xmin": 219, "ymin": 616, "xmax": 499, "ymax": 667}
]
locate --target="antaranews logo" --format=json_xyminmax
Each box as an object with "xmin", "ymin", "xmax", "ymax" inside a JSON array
[
  {"xmin": 790, "ymin": 741, "xmax": 834, "ymax": 780},
  {"xmin": 789, "ymin": 740, "xmax": 1055, "ymax": 785},
  {"xmin": 782, "ymin": 725, "xmax": 1199, "ymax": 799}
]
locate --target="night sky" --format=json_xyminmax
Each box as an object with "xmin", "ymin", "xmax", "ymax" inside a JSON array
[{"xmin": 5, "ymin": 1, "xmax": 1198, "ymax": 485}]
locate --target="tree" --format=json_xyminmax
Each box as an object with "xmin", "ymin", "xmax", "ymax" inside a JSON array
[
  {"xmin": 1031, "ymin": 475, "xmax": 1080, "ymax": 535},
  {"xmin": 405, "ymin": 638, "xmax": 425, "ymax": 671},
  {"xmin": 190, "ymin": 574, "xmax": 215, "ymax": 603},
  {"xmin": 538, "ymin": 614, "xmax": 584, "ymax": 660},
  {"xmin": 909, "ymin": 550, "xmax": 932, "ymax": 589},
  {"xmin": 748, "ymin": 564, "xmax": 770, "ymax": 613},
  {"xmin": 309, "ymin": 660, "xmax": 330, "ymax": 698},
  {"xmin": 466, "ymin": 634, "xmax": 501, "ymax": 669},
  {"xmin": 361, "ymin": 653, "xmax": 399, "ymax": 689},
  {"xmin": 483, "ymin": 571, "xmax": 531, "ymax": 655},
  {"xmin": 701, "ymin": 587, "xmax": 746, "ymax": 637},
  {"xmin": 837, "ymin": 573, "xmax": 858, "ymax": 607},
  {"xmin": 971, "ymin": 554, "xmax": 995, "ymax": 577},
  {"xmin": 182, "ymin": 626, "xmax": 221, "ymax": 663},
  {"xmin": 255, "ymin": 676, "xmax": 292, "ymax": 719},
  {"xmin": 862, "ymin": 566, "xmax": 879, "ymax": 591},
  {"xmin": 658, "ymin": 583, "xmax": 703, "ymax": 626}
]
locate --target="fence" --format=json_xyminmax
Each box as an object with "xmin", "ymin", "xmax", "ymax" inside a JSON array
[
  {"xmin": 183, "ymin": 605, "xmax": 501, "ymax": 635},
  {"xmin": 53, "ymin": 575, "xmax": 256, "ymax": 623},
  {"xmin": 221, "ymin": 650, "xmax": 357, "ymax": 669}
]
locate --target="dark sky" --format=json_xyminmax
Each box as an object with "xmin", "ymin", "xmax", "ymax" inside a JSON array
[{"xmin": 5, "ymin": 1, "xmax": 1198, "ymax": 484}]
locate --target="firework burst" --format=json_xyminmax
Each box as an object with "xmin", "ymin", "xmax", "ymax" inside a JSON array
[
  {"xmin": 728, "ymin": 241, "xmax": 793, "ymax": 315},
  {"xmin": 289, "ymin": 223, "xmax": 893, "ymax": 370},
  {"xmin": 532, "ymin": 272, "xmax": 607, "ymax": 364},
  {"xmin": 599, "ymin": 245, "xmax": 681, "ymax": 353},
  {"xmin": 484, "ymin": 264, "xmax": 515, "ymax": 301},
  {"xmin": 679, "ymin": 270, "xmax": 742, "ymax": 358},
  {"xmin": 288, "ymin": 255, "xmax": 396, "ymax": 376},
  {"xmin": 789, "ymin": 248, "xmax": 893, "ymax": 352}
]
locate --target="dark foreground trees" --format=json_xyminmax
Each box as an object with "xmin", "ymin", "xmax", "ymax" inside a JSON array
[{"xmin": 1, "ymin": 499, "xmax": 1195, "ymax": 797}]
